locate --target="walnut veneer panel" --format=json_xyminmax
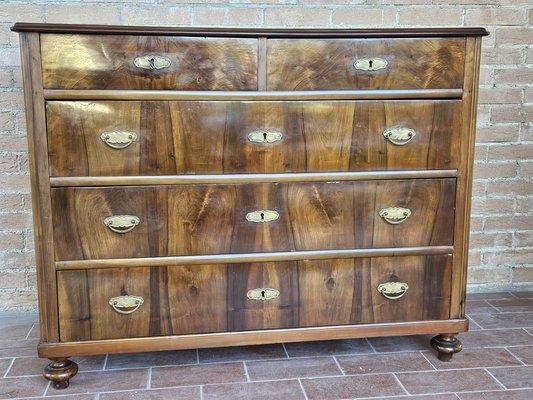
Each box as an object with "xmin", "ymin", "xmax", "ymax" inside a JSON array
[
  {"xmin": 47, "ymin": 100, "xmax": 462, "ymax": 176},
  {"xmin": 57, "ymin": 255, "xmax": 452, "ymax": 341},
  {"xmin": 40, "ymin": 34, "xmax": 258, "ymax": 90},
  {"xmin": 51, "ymin": 179, "xmax": 455, "ymax": 260},
  {"xmin": 267, "ymin": 38, "xmax": 465, "ymax": 90}
]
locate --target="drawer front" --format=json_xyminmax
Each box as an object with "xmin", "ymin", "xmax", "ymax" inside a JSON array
[
  {"xmin": 57, "ymin": 255, "xmax": 452, "ymax": 341},
  {"xmin": 52, "ymin": 179, "xmax": 455, "ymax": 261},
  {"xmin": 41, "ymin": 34, "xmax": 258, "ymax": 90},
  {"xmin": 47, "ymin": 100, "xmax": 462, "ymax": 177},
  {"xmin": 268, "ymin": 38, "xmax": 465, "ymax": 90}
]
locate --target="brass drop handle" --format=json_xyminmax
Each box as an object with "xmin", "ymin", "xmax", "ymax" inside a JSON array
[
  {"xmin": 377, "ymin": 282, "xmax": 409, "ymax": 300},
  {"xmin": 104, "ymin": 215, "xmax": 140, "ymax": 233},
  {"xmin": 354, "ymin": 58, "xmax": 388, "ymax": 71},
  {"xmin": 248, "ymin": 130, "xmax": 283, "ymax": 144},
  {"xmin": 134, "ymin": 55, "xmax": 172, "ymax": 70},
  {"xmin": 246, "ymin": 210, "xmax": 279, "ymax": 223},
  {"xmin": 109, "ymin": 295, "xmax": 144, "ymax": 314},
  {"xmin": 383, "ymin": 128, "xmax": 416, "ymax": 145},
  {"xmin": 247, "ymin": 288, "xmax": 280, "ymax": 301},
  {"xmin": 100, "ymin": 131, "xmax": 138, "ymax": 149},
  {"xmin": 379, "ymin": 207, "xmax": 411, "ymax": 225}
]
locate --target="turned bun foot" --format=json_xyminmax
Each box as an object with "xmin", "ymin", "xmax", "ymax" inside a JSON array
[
  {"xmin": 431, "ymin": 334, "xmax": 462, "ymax": 361},
  {"xmin": 43, "ymin": 358, "xmax": 78, "ymax": 389}
]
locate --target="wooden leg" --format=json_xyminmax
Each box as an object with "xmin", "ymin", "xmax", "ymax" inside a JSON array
[
  {"xmin": 43, "ymin": 358, "xmax": 78, "ymax": 389},
  {"xmin": 430, "ymin": 334, "xmax": 462, "ymax": 361}
]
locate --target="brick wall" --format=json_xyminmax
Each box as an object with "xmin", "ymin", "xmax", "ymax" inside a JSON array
[{"xmin": 0, "ymin": 0, "xmax": 531, "ymax": 310}]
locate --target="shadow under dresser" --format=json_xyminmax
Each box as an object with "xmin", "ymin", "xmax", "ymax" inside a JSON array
[{"xmin": 11, "ymin": 23, "xmax": 488, "ymax": 389}]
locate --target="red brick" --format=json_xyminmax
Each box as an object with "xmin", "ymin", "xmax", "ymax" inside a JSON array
[
  {"xmin": 516, "ymin": 232, "xmax": 533, "ymax": 248},
  {"xmin": 0, "ymin": 213, "xmax": 33, "ymax": 230},
  {"xmin": 470, "ymin": 217, "xmax": 484, "ymax": 232},
  {"xmin": 0, "ymin": 272, "xmax": 25, "ymax": 289},
  {"xmin": 474, "ymin": 145, "xmax": 488, "ymax": 162},
  {"xmin": 478, "ymin": 69, "xmax": 493, "ymax": 86},
  {"xmin": 488, "ymin": 180, "xmax": 533, "ymax": 196},
  {"xmin": 526, "ymin": 48, "xmax": 533, "ymax": 63},
  {"xmin": 194, "ymin": 7, "xmax": 261, "ymax": 26},
  {"xmin": 0, "ymin": 155, "xmax": 18, "ymax": 173},
  {"xmin": 469, "ymin": 250, "xmax": 482, "ymax": 267},
  {"xmin": 0, "ymin": 135, "xmax": 27, "ymax": 152},
  {"xmin": 476, "ymin": 106, "xmax": 491, "ymax": 126},
  {"xmin": 399, "ymin": 8, "xmax": 462, "ymax": 25},
  {"xmin": 264, "ymin": 8, "xmax": 330, "ymax": 26},
  {"xmin": 0, "ymin": 290, "xmax": 38, "ymax": 309},
  {"xmin": 517, "ymin": 198, "xmax": 533, "ymax": 214},
  {"xmin": 0, "ymin": 233, "xmax": 24, "ymax": 251},
  {"xmin": 465, "ymin": 8, "xmax": 527, "ymax": 25},
  {"xmin": 332, "ymin": 8, "xmax": 396, "ymax": 26},
  {"xmin": 484, "ymin": 250, "xmax": 533, "ymax": 265},
  {"xmin": 496, "ymin": 28, "xmax": 533, "ymax": 46},
  {"xmin": 0, "ymin": 48, "xmax": 20, "ymax": 68},
  {"xmin": 468, "ymin": 267, "xmax": 510, "ymax": 284},
  {"xmin": 495, "ymin": 68, "xmax": 533, "ymax": 85},
  {"xmin": 0, "ymin": 175, "xmax": 30, "ymax": 193},
  {"xmin": 0, "ymin": 112, "xmax": 15, "ymax": 133},
  {"xmin": 488, "ymin": 144, "xmax": 533, "ymax": 161},
  {"xmin": 0, "ymin": 194, "xmax": 25, "ymax": 212},
  {"xmin": 478, "ymin": 88, "xmax": 522, "ymax": 105},
  {"xmin": 512, "ymin": 267, "xmax": 533, "ymax": 283},
  {"xmin": 12, "ymin": 69, "xmax": 23, "ymax": 91},
  {"xmin": 471, "ymin": 197, "xmax": 515, "ymax": 215},
  {"xmin": 0, "ymin": 4, "xmax": 44, "ymax": 23},
  {"xmin": 46, "ymin": 5, "xmax": 120, "ymax": 24},
  {"xmin": 473, "ymin": 162, "xmax": 517, "ymax": 179},
  {"xmin": 485, "ymin": 216, "xmax": 533, "ymax": 232},
  {"xmin": 521, "ymin": 125, "xmax": 533, "ymax": 142},
  {"xmin": 481, "ymin": 48, "xmax": 524, "ymax": 65},
  {"xmin": 470, "ymin": 233, "xmax": 513, "ymax": 249},
  {"xmin": 0, "ymin": 92, "xmax": 24, "ymax": 110},
  {"xmin": 471, "ymin": 181, "xmax": 486, "ymax": 197},
  {"xmin": 0, "ymin": 252, "xmax": 35, "ymax": 269},
  {"xmin": 518, "ymin": 161, "xmax": 533, "ymax": 178},
  {"xmin": 122, "ymin": 6, "xmax": 192, "ymax": 26},
  {"xmin": 476, "ymin": 125, "xmax": 520, "ymax": 142},
  {"xmin": 492, "ymin": 105, "xmax": 533, "ymax": 124},
  {"xmin": 434, "ymin": 0, "xmax": 496, "ymax": 4},
  {"xmin": 0, "ymin": 69, "xmax": 12, "ymax": 89}
]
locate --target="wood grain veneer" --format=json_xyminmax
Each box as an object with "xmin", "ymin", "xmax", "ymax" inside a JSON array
[{"xmin": 13, "ymin": 24, "xmax": 487, "ymax": 388}]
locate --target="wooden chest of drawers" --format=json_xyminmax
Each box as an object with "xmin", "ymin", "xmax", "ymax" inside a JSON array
[{"xmin": 13, "ymin": 23, "xmax": 488, "ymax": 389}]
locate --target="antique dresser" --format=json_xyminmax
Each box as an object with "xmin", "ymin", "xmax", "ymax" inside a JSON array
[{"xmin": 12, "ymin": 23, "xmax": 488, "ymax": 388}]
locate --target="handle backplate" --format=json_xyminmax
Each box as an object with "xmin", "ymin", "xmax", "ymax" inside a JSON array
[
  {"xmin": 248, "ymin": 130, "xmax": 283, "ymax": 144},
  {"xmin": 109, "ymin": 295, "xmax": 144, "ymax": 314},
  {"xmin": 379, "ymin": 207, "xmax": 411, "ymax": 225},
  {"xmin": 246, "ymin": 210, "xmax": 279, "ymax": 223},
  {"xmin": 383, "ymin": 128, "xmax": 416, "ymax": 145},
  {"xmin": 100, "ymin": 131, "xmax": 138, "ymax": 149},
  {"xmin": 377, "ymin": 282, "xmax": 409, "ymax": 300},
  {"xmin": 354, "ymin": 58, "xmax": 388, "ymax": 71},
  {"xmin": 104, "ymin": 215, "xmax": 140, "ymax": 233}
]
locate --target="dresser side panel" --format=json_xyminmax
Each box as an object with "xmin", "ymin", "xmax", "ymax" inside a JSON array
[{"xmin": 19, "ymin": 32, "xmax": 59, "ymax": 342}]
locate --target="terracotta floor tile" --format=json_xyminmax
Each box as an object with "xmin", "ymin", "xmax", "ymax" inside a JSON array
[
  {"xmin": 396, "ymin": 369, "xmax": 501, "ymax": 394},
  {"xmin": 467, "ymin": 316, "xmax": 482, "ymax": 330},
  {"xmin": 368, "ymin": 335, "xmax": 433, "ymax": 353},
  {"xmin": 46, "ymin": 368, "xmax": 149, "ymax": 395},
  {"xmin": 458, "ymin": 389, "xmax": 533, "ymax": 399},
  {"xmin": 0, "ymin": 318, "xmax": 35, "ymax": 340},
  {"xmin": 246, "ymin": 357, "xmax": 341, "ymax": 381},
  {"xmin": 508, "ymin": 346, "xmax": 533, "ymax": 364},
  {"xmin": 0, "ymin": 376, "xmax": 48, "ymax": 399},
  {"xmin": 151, "ymin": 362, "xmax": 246, "ymax": 388},
  {"xmin": 487, "ymin": 366, "xmax": 533, "ymax": 389},
  {"xmin": 99, "ymin": 386, "xmax": 201, "ymax": 399},
  {"xmin": 467, "ymin": 292, "xmax": 515, "ymax": 300},
  {"xmin": 426, "ymin": 348, "xmax": 523, "ymax": 369},
  {"xmin": 7, "ymin": 355, "xmax": 105, "ymax": 377},
  {"xmin": 366, "ymin": 395, "xmax": 459, "ymax": 400},
  {"xmin": 0, "ymin": 340, "xmax": 38, "ymax": 358},
  {"xmin": 285, "ymin": 339, "xmax": 373, "ymax": 357},
  {"xmin": 0, "ymin": 359, "xmax": 12, "ymax": 376},
  {"xmin": 459, "ymin": 328, "xmax": 533, "ymax": 348},
  {"xmin": 488, "ymin": 299, "xmax": 533, "ymax": 313},
  {"xmin": 468, "ymin": 313, "xmax": 533, "ymax": 329},
  {"xmin": 106, "ymin": 350, "xmax": 196, "ymax": 369},
  {"xmin": 20, "ymin": 395, "xmax": 96, "ymax": 400},
  {"xmin": 466, "ymin": 301, "xmax": 500, "ymax": 314},
  {"xmin": 511, "ymin": 292, "xmax": 533, "ymax": 299},
  {"xmin": 199, "ymin": 344, "xmax": 286, "ymax": 363},
  {"xmin": 337, "ymin": 352, "xmax": 434, "ymax": 375},
  {"xmin": 301, "ymin": 373, "xmax": 405, "ymax": 400},
  {"xmin": 203, "ymin": 380, "xmax": 306, "ymax": 400}
]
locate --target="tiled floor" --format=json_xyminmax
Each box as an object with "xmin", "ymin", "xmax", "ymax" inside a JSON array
[{"xmin": 0, "ymin": 291, "xmax": 532, "ymax": 399}]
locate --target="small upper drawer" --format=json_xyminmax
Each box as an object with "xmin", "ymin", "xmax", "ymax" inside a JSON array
[
  {"xmin": 267, "ymin": 38, "xmax": 465, "ymax": 91},
  {"xmin": 40, "ymin": 34, "xmax": 258, "ymax": 90}
]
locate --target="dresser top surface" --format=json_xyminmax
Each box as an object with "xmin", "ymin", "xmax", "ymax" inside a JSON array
[{"xmin": 11, "ymin": 23, "xmax": 488, "ymax": 37}]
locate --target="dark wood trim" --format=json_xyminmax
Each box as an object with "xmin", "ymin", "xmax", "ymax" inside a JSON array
[
  {"xmin": 19, "ymin": 33, "xmax": 59, "ymax": 343},
  {"xmin": 12, "ymin": 23, "xmax": 489, "ymax": 38},
  {"xmin": 49, "ymin": 170, "xmax": 458, "ymax": 187},
  {"xmin": 43, "ymin": 89, "xmax": 463, "ymax": 101},
  {"xmin": 38, "ymin": 319, "xmax": 469, "ymax": 358},
  {"xmin": 55, "ymin": 246, "xmax": 454, "ymax": 270}
]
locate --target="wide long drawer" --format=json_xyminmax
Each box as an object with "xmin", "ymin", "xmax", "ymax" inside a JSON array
[
  {"xmin": 267, "ymin": 38, "xmax": 465, "ymax": 90},
  {"xmin": 40, "ymin": 34, "xmax": 258, "ymax": 90},
  {"xmin": 51, "ymin": 179, "xmax": 455, "ymax": 261},
  {"xmin": 46, "ymin": 100, "xmax": 462, "ymax": 176},
  {"xmin": 57, "ymin": 254, "xmax": 453, "ymax": 341}
]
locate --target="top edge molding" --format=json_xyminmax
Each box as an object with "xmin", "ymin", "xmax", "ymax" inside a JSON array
[{"xmin": 11, "ymin": 23, "xmax": 489, "ymax": 38}]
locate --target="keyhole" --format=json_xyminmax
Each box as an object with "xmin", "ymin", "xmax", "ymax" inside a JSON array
[
  {"xmin": 149, "ymin": 58, "xmax": 155, "ymax": 69},
  {"xmin": 263, "ymin": 132, "xmax": 268, "ymax": 141},
  {"xmin": 260, "ymin": 212, "xmax": 265, "ymax": 220},
  {"xmin": 261, "ymin": 290, "xmax": 265, "ymax": 298},
  {"xmin": 368, "ymin": 59, "xmax": 373, "ymax": 69}
]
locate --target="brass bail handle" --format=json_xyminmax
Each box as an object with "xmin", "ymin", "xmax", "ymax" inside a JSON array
[
  {"xmin": 383, "ymin": 128, "xmax": 416, "ymax": 146},
  {"xmin": 104, "ymin": 215, "xmax": 140, "ymax": 233},
  {"xmin": 109, "ymin": 295, "xmax": 144, "ymax": 314},
  {"xmin": 100, "ymin": 131, "xmax": 138, "ymax": 150},
  {"xmin": 379, "ymin": 207, "xmax": 411, "ymax": 225},
  {"xmin": 377, "ymin": 282, "xmax": 409, "ymax": 300}
]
